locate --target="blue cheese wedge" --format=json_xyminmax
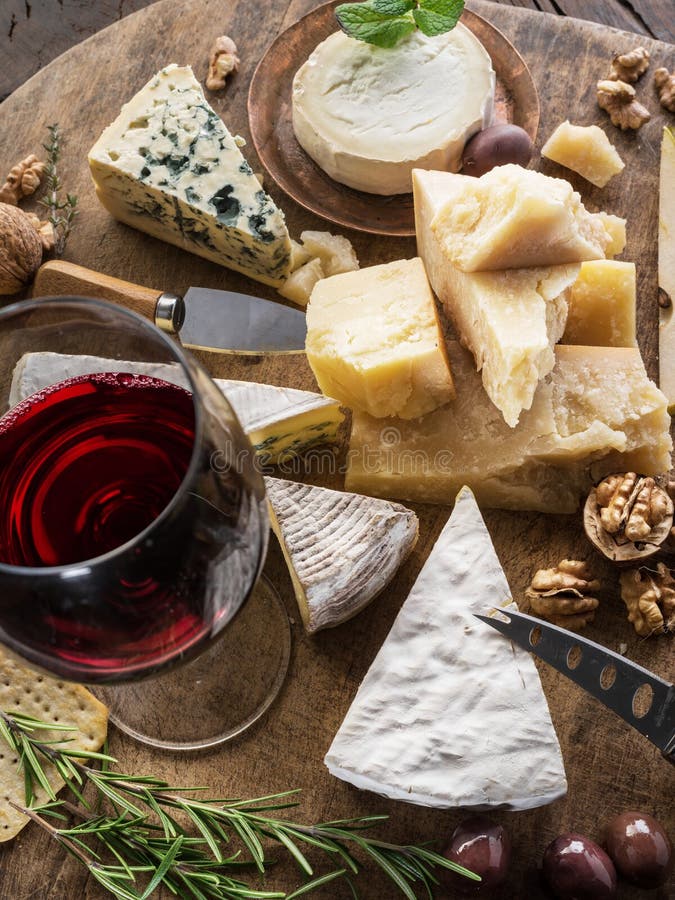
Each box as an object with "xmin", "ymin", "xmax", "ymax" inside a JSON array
[
  {"xmin": 325, "ymin": 486, "xmax": 568, "ymax": 810},
  {"xmin": 89, "ymin": 65, "xmax": 292, "ymax": 287},
  {"xmin": 10, "ymin": 353, "xmax": 343, "ymax": 464}
]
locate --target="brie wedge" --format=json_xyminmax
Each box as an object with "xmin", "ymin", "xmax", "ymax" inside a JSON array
[
  {"xmin": 292, "ymin": 27, "xmax": 494, "ymax": 195},
  {"xmin": 9, "ymin": 352, "xmax": 343, "ymax": 463},
  {"xmin": 265, "ymin": 477, "xmax": 418, "ymax": 633},
  {"xmin": 325, "ymin": 486, "xmax": 568, "ymax": 810}
]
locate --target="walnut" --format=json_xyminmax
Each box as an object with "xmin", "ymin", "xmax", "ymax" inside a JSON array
[
  {"xmin": 597, "ymin": 80, "xmax": 651, "ymax": 130},
  {"xmin": 205, "ymin": 36, "xmax": 240, "ymax": 91},
  {"xmin": 619, "ymin": 564, "xmax": 675, "ymax": 637},
  {"xmin": 584, "ymin": 473, "xmax": 673, "ymax": 564},
  {"xmin": 655, "ymin": 68, "xmax": 675, "ymax": 113},
  {"xmin": 24, "ymin": 212, "xmax": 55, "ymax": 252},
  {"xmin": 609, "ymin": 47, "xmax": 650, "ymax": 82},
  {"xmin": 0, "ymin": 202, "xmax": 43, "ymax": 294},
  {"xmin": 0, "ymin": 154, "xmax": 46, "ymax": 205},
  {"xmin": 526, "ymin": 559, "xmax": 601, "ymax": 632}
]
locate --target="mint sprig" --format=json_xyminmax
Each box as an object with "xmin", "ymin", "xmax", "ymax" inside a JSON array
[{"xmin": 336, "ymin": 0, "xmax": 465, "ymax": 48}]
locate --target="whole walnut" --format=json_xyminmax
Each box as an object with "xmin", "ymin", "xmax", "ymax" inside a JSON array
[{"xmin": 0, "ymin": 202, "xmax": 43, "ymax": 295}]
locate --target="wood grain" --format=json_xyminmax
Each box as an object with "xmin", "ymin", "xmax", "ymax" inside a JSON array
[{"xmin": 0, "ymin": 1, "xmax": 673, "ymax": 898}]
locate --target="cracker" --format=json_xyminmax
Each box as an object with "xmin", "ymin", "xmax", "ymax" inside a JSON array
[{"xmin": 0, "ymin": 646, "xmax": 108, "ymax": 841}]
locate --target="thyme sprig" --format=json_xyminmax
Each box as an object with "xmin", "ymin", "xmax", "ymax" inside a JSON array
[
  {"xmin": 1, "ymin": 710, "xmax": 478, "ymax": 899},
  {"xmin": 37, "ymin": 123, "xmax": 78, "ymax": 255}
]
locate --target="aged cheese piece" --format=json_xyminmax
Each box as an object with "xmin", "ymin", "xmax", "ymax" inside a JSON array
[
  {"xmin": 305, "ymin": 258, "xmax": 455, "ymax": 420},
  {"xmin": 292, "ymin": 27, "xmax": 494, "ymax": 195},
  {"xmin": 89, "ymin": 65, "xmax": 292, "ymax": 287},
  {"xmin": 659, "ymin": 126, "xmax": 675, "ymax": 412},
  {"xmin": 346, "ymin": 343, "xmax": 672, "ymax": 513},
  {"xmin": 265, "ymin": 477, "xmax": 418, "ymax": 633},
  {"xmin": 10, "ymin": 352, "xmax": 343, "ymax": 464},
  {"xmin": 542, "ymin": 121, "xmax": 625, "ymax": 188},
  {"xmin": 415, "ymin": 169, "xmax": 578, "ymax": 425},
  {"xmin": 597, "ymin": 212, "xmax": 627, "ymax": 257},
  {"xmin": 418, "ymin": 165, "xmax": 621, "ymax": 271},
  {"xmin": 562, "ymin": 260, "xmax": 636, "ymax": 347},
  {"xmin": 325, "ymin": 486, "xmax": 567, "ymax": 810}
]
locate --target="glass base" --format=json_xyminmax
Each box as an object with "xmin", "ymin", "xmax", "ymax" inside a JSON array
[{"xmin": 91, "ymin": 576, "xmax": 291, "ymax": 751}]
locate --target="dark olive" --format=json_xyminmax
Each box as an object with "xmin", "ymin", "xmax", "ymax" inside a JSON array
[
  {"xmin": 436, "ymin": 815, "xmax": 511, "ymax": 896},
  {"xmin": 542, "ymin": 833, "xmax": 617, "ymax": 899},
  {"xmin": 461, "ymin": 123, "xmax": 534, "ymax": 177},
  {"xmin": 604, "ymin": 811, "xmax": 673, "ymax": 888}
]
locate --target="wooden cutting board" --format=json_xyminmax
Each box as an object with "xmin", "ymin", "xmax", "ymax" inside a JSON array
[{"xmin": 0, "ymin": 1, "xmax": 673, "ymax": 897}]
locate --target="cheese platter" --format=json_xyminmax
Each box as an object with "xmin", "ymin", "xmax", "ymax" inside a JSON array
[{"xmin": 0, "ymin": 0, "xmax": 674, "ymax": 897}]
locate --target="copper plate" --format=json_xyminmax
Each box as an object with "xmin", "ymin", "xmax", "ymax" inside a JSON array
[{"xmin": 248, "ymin": 1, "xmax": 540, "ymax": 237}]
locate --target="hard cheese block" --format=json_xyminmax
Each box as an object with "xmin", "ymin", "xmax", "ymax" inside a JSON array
[
  {"xmin": 346, "ymin": 343, "xmax": 672, "ymax": 513},
  {"xmin": 89, "ymin": 65, "xmax": 292, "ymax": 287},
  {"xmin": 415, "ymin": 168, "xmax": 578, "ymax": 426},
  {"xmin": 265, "ymin": 477, "xmax": 418, "ymax": 634},
  {"xmin": 10, "ymin": 352, "xmax": 343, "ymax": 464},
  {"xmin": 420, "ymin": 164, "xmax": 622, "ymax": 272},
  {"xmin": 325, "ymin": 486, "xmax": 567, "ymax": 810},
  {"xmin": 541, "ymin": 121, "xmax": 625, "ymax": 188},
  {"xmin": 292, "ymin": 26, "xmax": 494, "ymax": 195},
  {"xmin": 305, "ymin": 258, "xmax": 455, "ymax": 419},
  {"xmin": 562, "ymin": 260, "xmax": 636, "ymax": 347}
]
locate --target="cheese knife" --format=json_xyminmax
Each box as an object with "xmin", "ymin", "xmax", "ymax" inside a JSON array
[
  {"xmin": 475, "ymin": 608, "xmax": 675, "ymax": 765},
  {"xmin": 32, "ymin": 260, "xmax": 307, "ymax": 354}
]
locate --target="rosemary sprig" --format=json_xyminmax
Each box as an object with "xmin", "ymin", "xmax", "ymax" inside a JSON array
[
  {"xmin": 37, "ymin": 123, "xmax": 78, "ymax": 256},
  {"xmin": 1, "ymin": 710, "xmax": 478, "ymax": 899}
]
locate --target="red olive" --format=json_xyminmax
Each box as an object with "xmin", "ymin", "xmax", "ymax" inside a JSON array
[
  {"xmin": 542, "ymin": 833, "xmax": 617, "ymax": 899},
  {"xmin": 461, "ymin": 123, "xmax": 534, "ymax": 177},
  {"xmin": 604, "ymin": 811, "xmax": 673, "ymax": 888},
  {"xmin": 436, "ymin": 815, "xmax": 511, "ymax": 896}
]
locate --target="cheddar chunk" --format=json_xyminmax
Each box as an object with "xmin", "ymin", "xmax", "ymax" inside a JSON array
[
  {"xmin": 563, "ymin": 260, "xmax": 636, "ymax": 347},
  {"xmin": 305, "ymin": 258, "xmax": 454, "ymax": 420}
]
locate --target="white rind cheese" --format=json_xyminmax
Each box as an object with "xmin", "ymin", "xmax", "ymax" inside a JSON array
[
  {"xmin": 325, "ymin": 486, "xmax": 568, "ymax": 810},
  {"xmin": 89, "ymin": 65, "xmax": 292, "ymax": 287},
  {"xmin": 9, "ymin": 352, "xmax": 343, "ymax": 463},
  {"xmin": 292, "ymin": 27, "xmax": 495, "ymax": 195},
  {"xmin": 265, "ymin": 477, "xmax": 418, "ymax": 633}
]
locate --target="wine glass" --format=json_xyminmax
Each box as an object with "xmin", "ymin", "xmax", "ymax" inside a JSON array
[{"xmin": 0, "ymin": 297, "xmax": 291, "ymax": 750}]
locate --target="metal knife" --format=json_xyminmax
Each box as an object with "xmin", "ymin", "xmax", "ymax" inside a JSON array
[
  {"xmin": 659, "ymin": 126, "xmax": 675, "ymax": 413},
  {"xmin": 475, "ymin": 608, "xmax": 675, "ymax": 765},
  {"xmin": 32, "ymin": 260, "xmax": 307, "ymax": 354}
]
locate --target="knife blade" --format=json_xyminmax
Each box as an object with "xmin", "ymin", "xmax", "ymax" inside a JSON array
[
  {"xmin": 659, "ymin": 126, "xmax": 675, "ymax": 413},
  {"xmin": 32, "ymin": 260, "xmax": 307, "ymax": 354},
  {"xmin": 475, "ymin": 608, "xmax": 675, "ymax": 764}
]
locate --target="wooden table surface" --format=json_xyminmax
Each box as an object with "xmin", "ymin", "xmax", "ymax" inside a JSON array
[{"xmin": 1, "ymin": 0, "xmax": 673, "ymax": 102}]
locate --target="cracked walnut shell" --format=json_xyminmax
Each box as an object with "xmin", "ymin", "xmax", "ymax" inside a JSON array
[
  {"xmin": 620, "ymin": 564, "xmax": 675, "ymax": 637},
  {"xmin": 526, "ymin": 560, "xmax": 601, "ymax": 632},
  {"xmin": 609, "ymin": 47, "xmax": 650, "ymax": 82},
  {"xmin": 584, "ymin": 473, "xmax": 674, "ymax": 565},
  {"xmin": 0, "ymin": 202, "xmax": 43, "ymax": 295},
  {"xmin": 597, "ymin": 80, "xmax": 651, "ymax": 130}
]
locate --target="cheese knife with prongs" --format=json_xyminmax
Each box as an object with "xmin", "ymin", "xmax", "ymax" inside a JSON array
[{"xmin": 475, "ymin": 608, "xmax": 674, "ymax": 765}]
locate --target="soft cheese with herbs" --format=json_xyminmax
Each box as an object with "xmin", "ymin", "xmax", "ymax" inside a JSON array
[
  {"xmin": 89, "ymin": 65, "xmax": 292, "ymax": 287},
  {"xmin": 325, "ymin": 486, "xmax": 567, "ymax": 810},
  {"xmin": 292, "ymin": 26, "xmax": 494, "ymax": 195}
]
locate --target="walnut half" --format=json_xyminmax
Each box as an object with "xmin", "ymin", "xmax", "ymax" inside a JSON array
[
  {"xmin": 655, "ymin": 68, "xmax": 675, "ymax": 113},
  {"xmin": 584, "ymin": 473, "xmax": 674, "ymax": 565},
  {"xmin": 597, "ymin": 80, "xmax": 651, "ymax": 130},
  {"xmin": 526, "ymin": 559, "xmax": 601, "ymax": 632},
  {"xmin": 619, "ymin": 564, "xmax": 675, "ymax": 637},
  {"xmin": 609, "ymin": 47, "xmax": 650, "ymax": 83}
]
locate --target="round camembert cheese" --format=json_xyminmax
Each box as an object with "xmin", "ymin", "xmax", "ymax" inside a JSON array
[{"xmin": 292, "ymin": 25, "xmax": 495, "ymax": 195}]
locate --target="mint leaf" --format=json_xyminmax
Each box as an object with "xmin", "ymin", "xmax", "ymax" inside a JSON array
[
  {"xmin": 336, "ymin": 3, "xmax": 416, "ymax": 48},
  {"xmin": 414, "ymin": 0, "xmax": 464, "ymax": 36},
  {"xmin": 372, "ymin": 0, "xmax": 416, "ymax": 14}
]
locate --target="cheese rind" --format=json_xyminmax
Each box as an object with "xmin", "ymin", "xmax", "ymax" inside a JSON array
[
  {"xmin": 89, "ymin": 65, "xmax": 292, "ymax": 287},
  {"xmin": 562, "ymin": 260, "xmax": 636, "ymax": 347},
  {"xmin": 10, "ymin": 353, "xmax": 343, "ymax": 464},
  {"xmin": 325, "ymin": 486, "xmax": 567, "ymax": 810},
  {"xmin": 542, "ymin": 121, "xmax": 625, "ymax": 188},
  {"xmin": 305, "ymin": 258, "xmax": 455, "ymax": 419},
  {"xmin": 421, "ymin": 165, "xmax": 620, "ymax": 271},
  {"xmin": 346, "ymin": 343, "xmax": 672, "ymax": 513},
  {"xmin": 292, "ymin": 27, "xmax": 494, "ymax": 195}
]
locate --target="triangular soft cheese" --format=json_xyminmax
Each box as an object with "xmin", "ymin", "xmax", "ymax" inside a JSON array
[
  {"xmin": 265, "ymin": 477, "xmax": 418, "ymax": 633},
  {"xmin": 324, "ymin": 486, "xmax": 567, "ymax": 810}
]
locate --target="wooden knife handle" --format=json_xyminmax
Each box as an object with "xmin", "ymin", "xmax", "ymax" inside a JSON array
[{"xmin": 32, "ymin": 261, "xmax": 184, "ymax": 334}]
